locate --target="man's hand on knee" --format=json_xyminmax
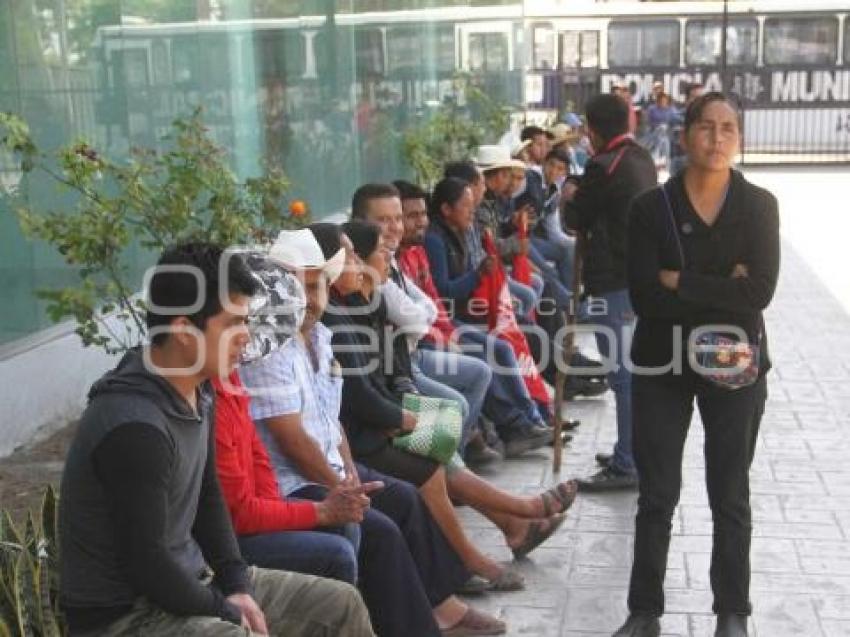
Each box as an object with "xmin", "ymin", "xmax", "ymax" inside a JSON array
[{"xmin": 227, "ymin": 593, "xmax": 268, "ymax": 635}]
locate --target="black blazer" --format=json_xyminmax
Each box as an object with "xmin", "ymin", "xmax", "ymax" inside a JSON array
[
  {"xmin": 627, "ymin": 169, "xmax": 780, "ymax": 376},
  {"xmin": 564, "ymin": 137, "xmax": 658, "ymax": 295}
]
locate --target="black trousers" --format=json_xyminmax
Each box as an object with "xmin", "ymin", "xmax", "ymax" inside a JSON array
[
  {"xmin": 298, "ymin": 463, "xmax": 469, "ymax": 637},
  {"xmin": 628, "ymin": 372, "xmax": 767, "ymax": 617}
]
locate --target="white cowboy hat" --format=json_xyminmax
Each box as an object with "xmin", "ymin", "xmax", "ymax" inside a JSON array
[
  {"xmin": 474, "ymin": 145, "xmax": 527, "ymax": 172},
  {"xmin": 268, "ymin": 228, "xmax": 345, "ymax": 284}
]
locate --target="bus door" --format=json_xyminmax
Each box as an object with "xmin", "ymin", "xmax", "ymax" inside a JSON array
[{"xmin": 558, "ymin": 29, "xmax": 600, "ymax": 112}]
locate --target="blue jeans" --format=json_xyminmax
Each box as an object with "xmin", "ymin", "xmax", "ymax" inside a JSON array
[
  {"xmin": 508, "ymin": 278, "xmax": 538, "ymax": 318},
  {"xmin": 412, "ymin": 347, "xmax": 491, "ymax": 450},
  {"xmin": 455, "ymin": 324, "xmax": 545, "ymax": 432},
  {"xmin": 528, "ymin": 238, "xmax": 573, "ymax": 308},
  {"xmin": 590, "ymin": 288, "xmax": 636, "ymax": 474},
  {"xmin": 238, "ymin": 530, "xmax": 358, "ymax": 585}
]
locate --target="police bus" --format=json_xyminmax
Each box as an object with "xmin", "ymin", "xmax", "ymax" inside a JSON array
[{"xmin": 94, "ymin": 0, "xmax": 850, "ymax": 159}]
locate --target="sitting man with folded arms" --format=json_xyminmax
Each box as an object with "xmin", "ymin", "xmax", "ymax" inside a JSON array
[
  {"xmin": 237, "ymin": 230, "xmax": 505, "ymax": 637},
  {"xmin": 59, "ymin": 242, "xmax": 374, "ymax": 637}
]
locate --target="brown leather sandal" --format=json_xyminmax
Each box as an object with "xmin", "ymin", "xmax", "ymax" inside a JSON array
[
  {"xmin": 511, "ymin": 513, "xmax": 567, "ymax": 560},
  {"xmin": 540, "ymin": 480, "xmax": 579, "ymax": 516}
]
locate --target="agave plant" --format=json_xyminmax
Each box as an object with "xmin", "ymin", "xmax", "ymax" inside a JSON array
[{"xmin": 0, "ymin": 486, "xmax": 63, "ymax": 636}]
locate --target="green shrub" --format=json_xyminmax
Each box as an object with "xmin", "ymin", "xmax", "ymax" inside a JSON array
[{"xmin": 0, "ymin": 486, "xmax": 63, "ymax": 636}]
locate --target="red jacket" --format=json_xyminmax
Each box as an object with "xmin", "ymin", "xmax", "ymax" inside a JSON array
[
  {"xmin": 397, "ymin": 244, "xmax": 456, "ymax": 347},
  {"xmin": 213, "ymin": 373, "xmax": 318, "ymax": 535}
]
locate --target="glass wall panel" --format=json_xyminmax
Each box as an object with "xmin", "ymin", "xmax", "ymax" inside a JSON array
[{"xmin": 1, "ymin": 0, "xmax": 524, "ymax": 346}]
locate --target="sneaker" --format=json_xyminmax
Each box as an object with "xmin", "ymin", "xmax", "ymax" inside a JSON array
[
  {"xmin": 564, "ymin": 376, "xmax": 609, "ymax": 400},
  {"xmin": 595, "ymin": 452, "xmax": 613, "ymax": 467},
  {"xmin": 577, "ymin": 465, "xmax": 638, "ymax": 492},
  {"xmin": 612, "ymin": 614, "xmax": 660, "ymax": 637},
  {"xmin": 465, "ymin": 442, "xmax": 503, "ymax": 467},
  {"xmin": 501, "ymin": 427, "xmax": 551, "ymax": 458},
  {"xmin": 532, "ymin": 423, "xmax": 572, "ymax": 447},
  {"xmin": 569, "ymin": 351, "xmax": 606, "ymax": 376}
]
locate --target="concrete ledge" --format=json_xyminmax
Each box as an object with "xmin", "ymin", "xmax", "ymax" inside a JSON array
[{"xmin": 0, "ymin": 327, "xmax": 117, "ymax": 458}]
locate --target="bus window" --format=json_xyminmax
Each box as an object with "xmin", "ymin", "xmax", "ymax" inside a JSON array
[
  {"xmin": 846, "ymin": 18, "xmax": 850, "ymax": 65},
  {"xmin": 152, "ymin": 39, "xmax": 170, "ymax": 86},
  {"xmin": 608, "ymin": 21, "xmax": 679, "ymax": 68},
  {"xmin": 469, "ymin": 32, "xmax": 509, "ymax": 72},
  {"xmin": 559, "ymin": 31, "xmax": 598, "ymax": 68},
  {"xmin": 533, "ymin": 25, "xmax": 555, "ymax": 70},
  {"xmin": 764, "ymin": 17, "xmax": 838, "ymax": 65},
  {"xmin": 171, "ymin": 37, "xmax": 198, "ymax": 85},
  {"xmin": 117, "ymin": 48, "xmax": 149, "ymax": 89},
  {"xmin": 256, "ymin": 31, "xmax": 305, "ymax": 81},
  {"xmin": 387, "ymin": 25, "xmax": 454, "ymax": 75},
  {"xmin": 355, "ymin": 28, "xmax": 384, "ymax": 76},
  {"xmin": 686, "ymin": 19, "xmax": 757, "ymax": 66}
]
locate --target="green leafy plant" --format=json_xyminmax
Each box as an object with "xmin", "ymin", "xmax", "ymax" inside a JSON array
[
  {"xmin": 0, "ymin": 108, "xmax": 307, "ymax": 354},
  {"xmin": 401, "ymin": 75, "xmax": 512, "ymax": 187},
  {"xmin": 0, "ymin": 486, "xmax": 63, "ymax": 637}
]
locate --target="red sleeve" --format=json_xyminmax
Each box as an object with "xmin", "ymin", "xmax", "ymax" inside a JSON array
[{"xmin": 213, "ymin": 378, "xmax": 318, "ymax": 535}]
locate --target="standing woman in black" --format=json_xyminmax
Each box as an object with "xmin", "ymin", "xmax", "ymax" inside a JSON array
[{"xmin": 613, "ymin": 93, "xmax": 780, "ymax": 637}]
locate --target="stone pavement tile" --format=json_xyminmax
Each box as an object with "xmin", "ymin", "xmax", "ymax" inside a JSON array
[
  {"xmin": 822, "ymin": 620, "xmax": 850, "ymax": 637},
  {"xmin": 819, "ymin": 472, "xmax": 850, "ymax": 496},
  {"xmin": 797, "ymin": 540, "xmax": 850, "ymax": 561},
  {"xmin": 816, "ymin": 596, "xmax": 850, "ymax": 620},
  {"xmin": 800, "ymin": 555, "xmax": 850, "ymax": 577},
  {"xmin": 571, "ymin": 533, "xmax": 634, "ymax": 569},
  {"xmin": 751, "ymin": 593, "xmax": 822, "ymax": 636}
]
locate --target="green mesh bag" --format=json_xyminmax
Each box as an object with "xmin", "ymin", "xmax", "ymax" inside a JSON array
[{"xmin": 392, "ymin": 393, "xmax": 462, "ymax": 465}]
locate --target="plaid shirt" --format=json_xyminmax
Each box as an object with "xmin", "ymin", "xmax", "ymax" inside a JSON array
[{"xmin": 238, "ymin": 323, "xmax": 345, "ymax": 496}]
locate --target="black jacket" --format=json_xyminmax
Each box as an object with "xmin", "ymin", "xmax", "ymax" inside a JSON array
[
  {"xmin": 627, "ymin": 169, "xmax": 780, "ymax": 375},
  {"xmin": 322, "ymin": 292, "xmax": 417, "ymax": 456},
  {"xmin": 564, "ymin": 136, "xmax": 657, "ymax": 295},
  {"xmin": 60, "ymin": 349, "xmax": 247, "ymax": 632}
]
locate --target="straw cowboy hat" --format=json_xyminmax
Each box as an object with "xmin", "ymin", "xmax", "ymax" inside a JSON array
[
  {"xmin": 511, "ymin": 139, "xmax": 532, "ymax": 158},
  {"xmin": 547, "ymin": 122, "xmax": 581, "ymax": 148},
  {"xmin": 474, "ymin": 145, "xmax": 527, "ymax": 172},
  {"xmin": 268, "ymin": 228, "xmax": 345, "ymax": 283}
]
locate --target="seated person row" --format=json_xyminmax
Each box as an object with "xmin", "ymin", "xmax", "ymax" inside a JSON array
[
  {"xmin": 216, "ymin": 247, "xmax": 504, "ymax": 636},
  {"xmin": 58, "ymin": 243, "xmax": 374, "ymax": 636},
  {"xmin": 274, "ymin": 222, "xmax": 578, "ymax": 588},
  {"xmin": 350, "ymin": 182, "xmax": 552, "ymax": 461}
]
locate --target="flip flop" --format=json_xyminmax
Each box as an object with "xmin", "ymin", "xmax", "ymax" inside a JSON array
[
  {"xmin": 540, "ymin": 480, "xmax": 578, "ymax": 517},
  {"xmin": 485, "ymin": 567, "xmax": 525, "ymax": 591},
  {"xmin": 441, "ymin": 607, "xmax": 507, "ymax": 636},
  {"xmin": 511, "ymin": 513, "xmax": 567, "ymax": 560}
]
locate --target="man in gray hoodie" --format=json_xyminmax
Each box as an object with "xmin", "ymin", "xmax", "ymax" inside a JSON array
[{"xmin": 59, "ymin": 242, "xmax": 375, "ymax": 636}]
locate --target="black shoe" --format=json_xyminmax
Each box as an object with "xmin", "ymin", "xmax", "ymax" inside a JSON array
[
  {"xmin": 464, "ymin": 436, "xmax": 502, "ymax": 467},
  {"xmin": 570, "ymin": 351, "xmax": 606, "ymax": 376},
  {"xmin": 563, "ymin": 376, "xmax": 609, "ymax": 400},
  {"xmin": 595, "ymin": 452, "xmax": 613, "ymax": 467},
  {"xmin": 612, "ymin": 614, "xmax": 660, "ymax": 637},
  {"xmin": 577, "ymin": 465, "xmax": 638, "ymax": 492},
  {"xmin": 502, "ymin": 427, "xmax": 551, "ymax": 458},
  {"xmin": 715, "ymin": 614, "xmax": 748, "ymax": 637}
]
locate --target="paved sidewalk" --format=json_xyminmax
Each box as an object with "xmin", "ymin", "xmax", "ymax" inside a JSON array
[{"xmin": 459, "ymin": 240, "xmax": 850, "ymax": 636}]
